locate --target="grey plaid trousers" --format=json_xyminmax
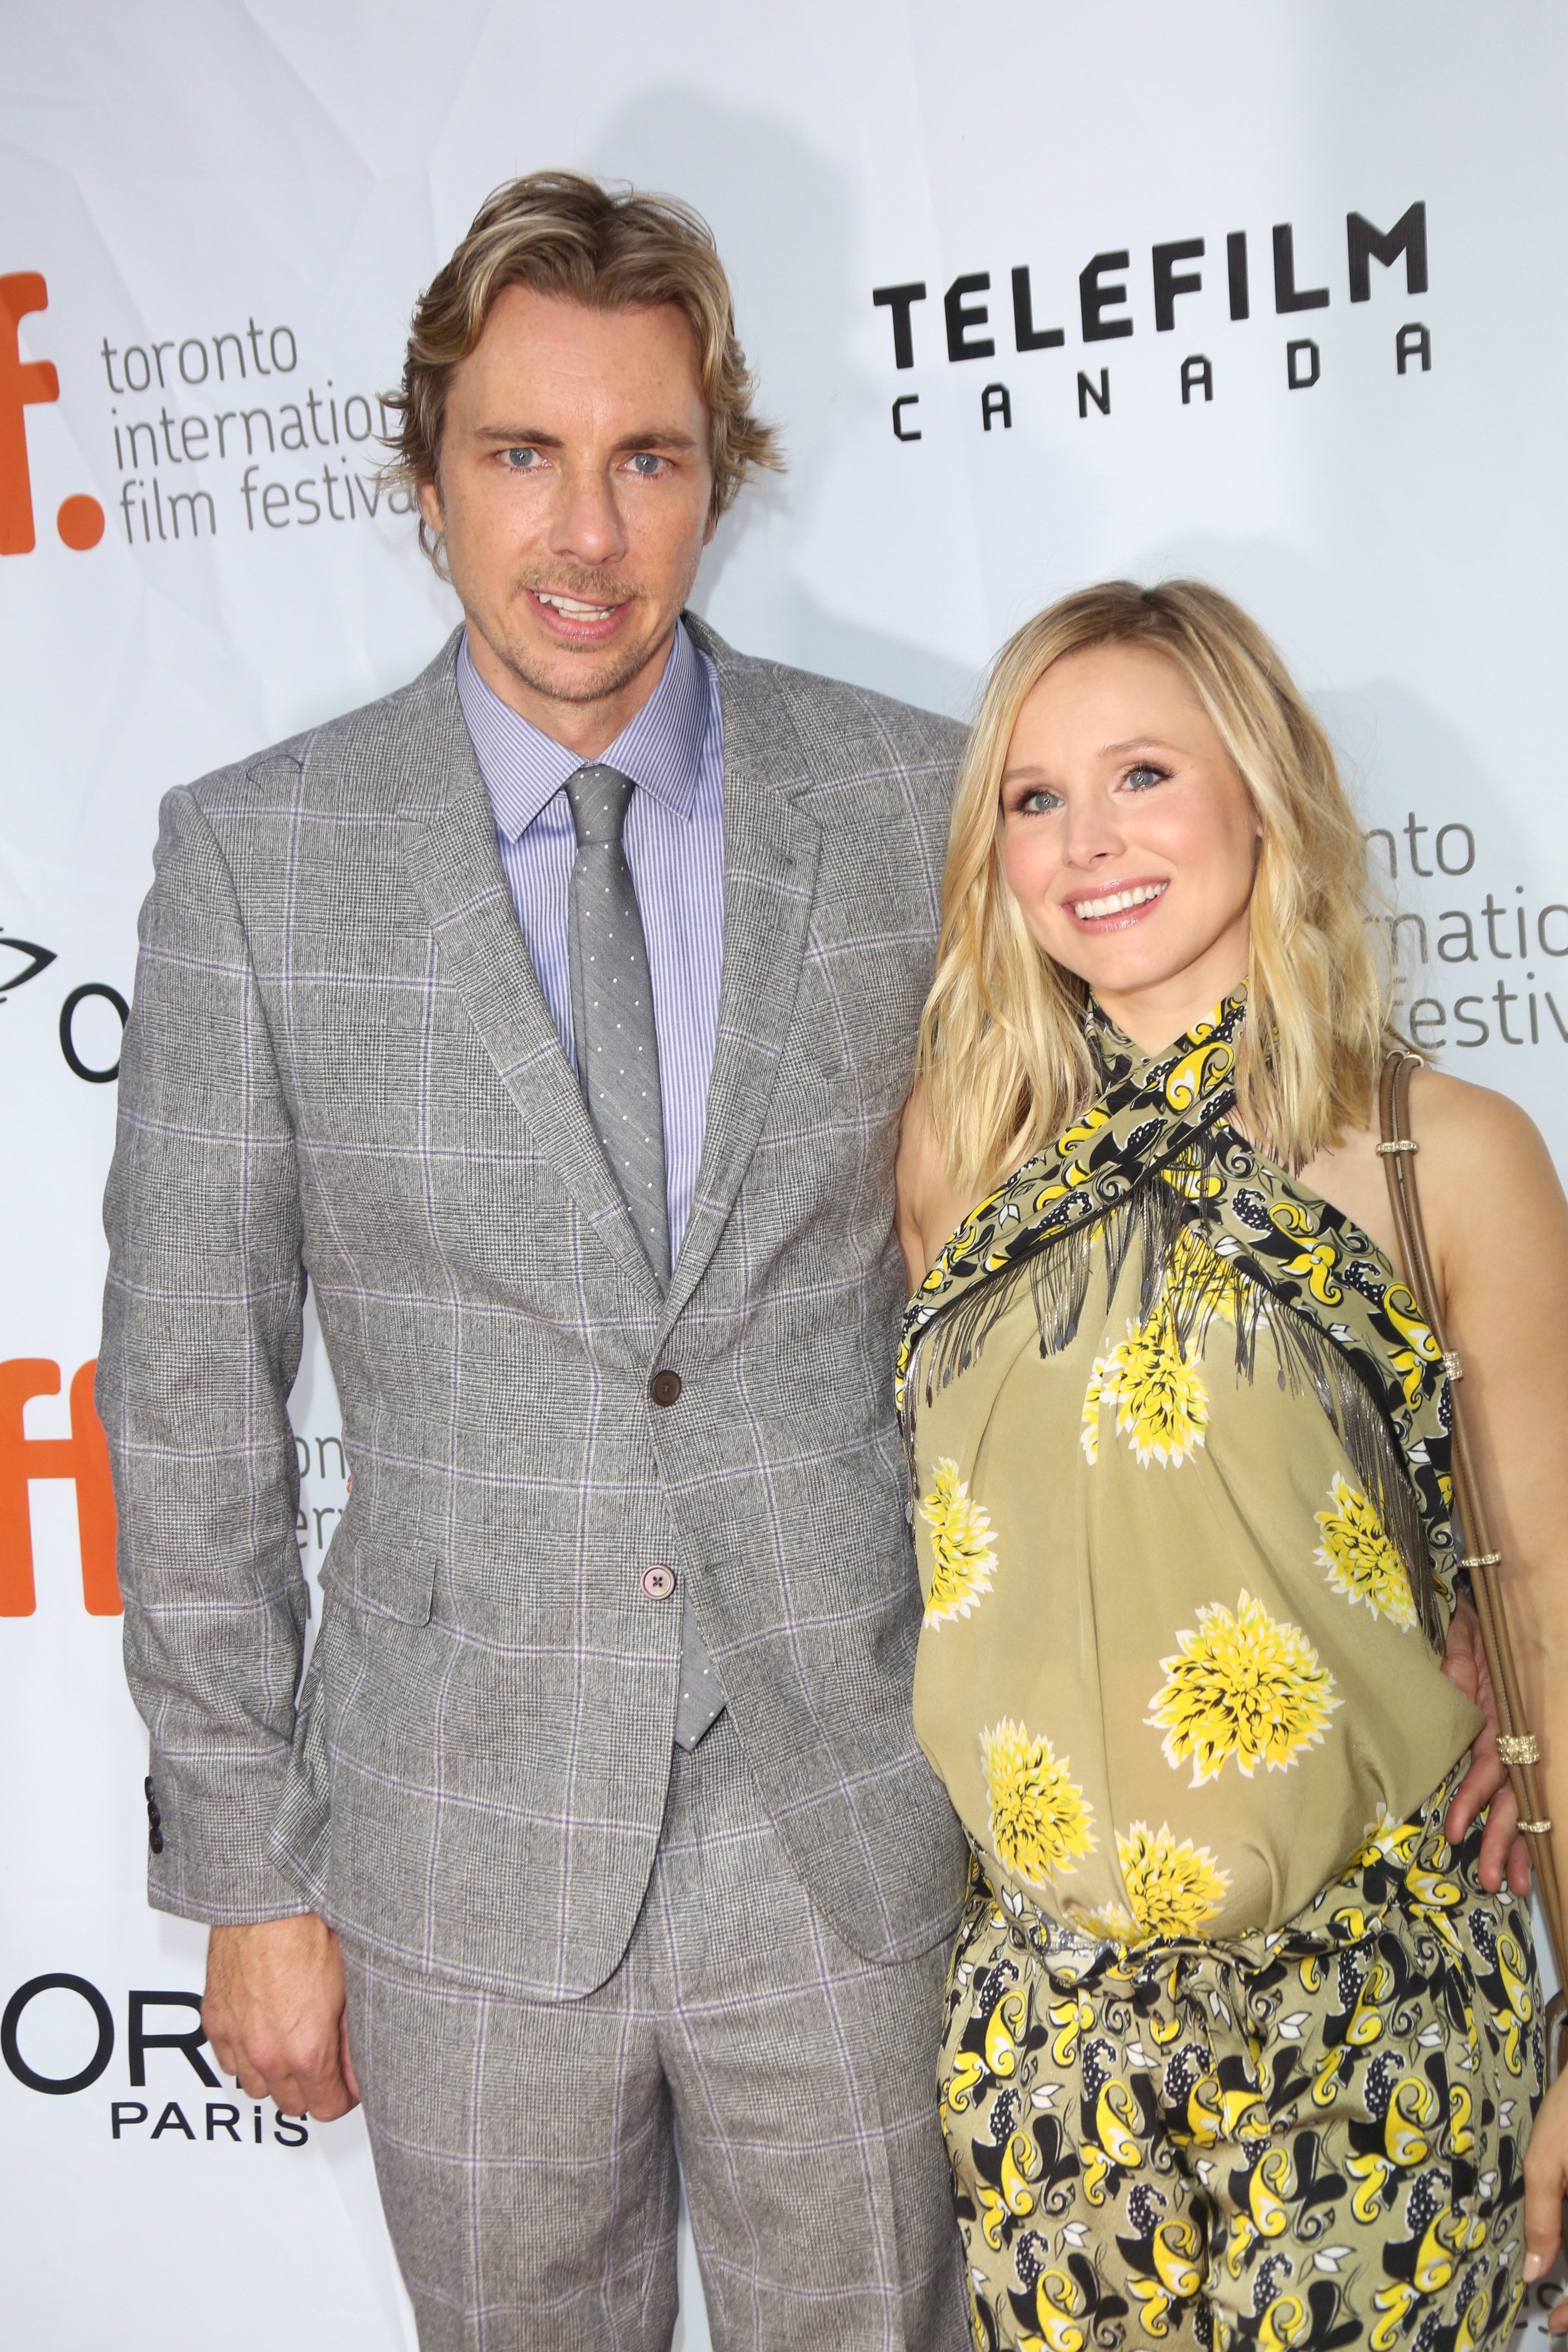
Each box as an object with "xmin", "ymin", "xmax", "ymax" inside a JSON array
[{"xmin": 343, "ymin": 1714, "xmax": 967, "ymax": 2351}]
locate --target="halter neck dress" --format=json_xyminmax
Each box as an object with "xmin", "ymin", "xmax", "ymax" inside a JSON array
[{"xmin": 899, "ymin": 994, "xmax": 1543, "ymax": 2352}]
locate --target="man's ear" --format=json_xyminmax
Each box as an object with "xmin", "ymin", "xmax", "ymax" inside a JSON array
[{"xmin": 418, "ymin": 477, "xmax": 444, "ymax": 534}]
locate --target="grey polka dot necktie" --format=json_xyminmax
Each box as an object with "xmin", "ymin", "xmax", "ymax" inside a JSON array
[
  {"xmin": 564, "ymin": 763, "xmax": 725, "ymax": 1752},
  {"xmin": 565, "ymin": 764, "xmax": 670, "ymax": 1286}
]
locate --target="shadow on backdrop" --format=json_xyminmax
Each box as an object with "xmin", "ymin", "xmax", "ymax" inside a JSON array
[{"xmin": 591, "ymin": 88, "xmax": 979, "ymax": 722}]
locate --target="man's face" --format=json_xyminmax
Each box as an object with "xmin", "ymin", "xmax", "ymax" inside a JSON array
[{"xmin": 420, "ymin": 285, "xmax": 716, "ymax": 740}]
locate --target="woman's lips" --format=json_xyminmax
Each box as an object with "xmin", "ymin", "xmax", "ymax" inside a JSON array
[{"xmin": 1062, "ymin": 878, "xmax": 1170, "ymax": 932}]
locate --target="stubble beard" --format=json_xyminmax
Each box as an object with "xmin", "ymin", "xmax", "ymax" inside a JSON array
[
  {"xmin": 475, "ymin": 557, "xmax": 696, "ymax": 713},
  {"xmin": 490, "ymin": 614, "xmax": 662, "ymax": 709}
]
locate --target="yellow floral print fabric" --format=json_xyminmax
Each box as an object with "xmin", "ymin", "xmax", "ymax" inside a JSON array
[
  {"xmin": 905, "ymin": 1000, "xmax": 1543, "ymax": 2349},
  {"xmin": 1145, "ymin": 1590, "xmax": 1340, "ymax": 1786},
  {"xmin": 1315, "ymin": 1472, "xmax": 1420, "ymax": 1630},
  {"xmin": 921, "ymin": 1459, "xmax": 998, "ymax": 1627},
  {"xmin": 910, "ymin": 1215, "xmax": 1481, "ymax": 1935},
  {"xmin": 906, "ymin": 1005, "xmax": 1483, "ymax": 1942},
  {"xmin": 981, "ymin": 1720, "xmax": 1097, "ymax": 1889}
]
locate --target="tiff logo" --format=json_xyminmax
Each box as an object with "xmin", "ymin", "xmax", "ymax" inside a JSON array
[
  {"xmin": 0, "ymin": 1359, "xmax": 120, "ymax": 1614},
  {"xmin": 1, "ymin": 274, "xmax": 105, "ymax": 554}
]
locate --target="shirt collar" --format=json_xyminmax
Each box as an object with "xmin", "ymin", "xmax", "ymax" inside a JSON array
[{"xmin": 456, "ymin": 619, "xmax": 712, "ymax": 845}]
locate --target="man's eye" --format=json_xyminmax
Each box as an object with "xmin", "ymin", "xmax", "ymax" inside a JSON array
[
  {"xmin": 502, "ymin": 447, "xmax": 541, "ymax": 470},
  {"xmin": 627, "ymin": 453, "xmax": 665, "ymax": 477}
]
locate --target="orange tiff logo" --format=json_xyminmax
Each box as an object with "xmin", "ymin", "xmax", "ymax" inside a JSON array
[
  {"xmin": 0, "ymin": 274, "xmax": 105, "ymax": 555},
  {"xmin": 0, "ymin": 1360, "xmax": 120, "ymax": 1615}
]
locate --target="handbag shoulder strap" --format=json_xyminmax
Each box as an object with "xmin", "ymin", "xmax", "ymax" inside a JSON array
[{"xmin": 1377, "ymin": 1049, "xmax": 1568, "ymax": 2031}]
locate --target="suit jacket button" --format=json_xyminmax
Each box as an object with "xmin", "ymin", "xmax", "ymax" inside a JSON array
[
  {"xmin": 641, "ymin": 1565, "xmax": 676, "ymax": 1600},
  {"xmin": 649, "ymin": 1369, "xmax": 683, "ymax": 1408},
  {"xmin": 148, "ymin": 1828, "xmax": 165, "ymax": 1855}
]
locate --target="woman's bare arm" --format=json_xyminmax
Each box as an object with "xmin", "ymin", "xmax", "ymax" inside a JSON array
[
  {"xmin": 895, "ymin": 1079, "xmax": 979, "ymax": 1291},
  {"xmin": 1406, "ymin": 1070, "xmax": 1568, "ymax": 2315},
  {"xmin": 1411, "ymin": 1068, "xmax": 1568, "ymax": 1907},
  {"xmin": 1296, "ymin": 1082, "xmax": 1534, "ymax": 1896}
]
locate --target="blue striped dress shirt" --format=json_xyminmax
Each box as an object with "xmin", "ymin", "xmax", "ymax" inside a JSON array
[{"xmin": 455, "ymin": 621, "xmax": 725, "ymax": 1262}]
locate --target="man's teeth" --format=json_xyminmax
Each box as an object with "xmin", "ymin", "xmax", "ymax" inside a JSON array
[
  {"xmin": 1070, "ymin": 882, "xmax": 1168, "ymax": 920},
  {"xmin": 536, "ymin": 591, "xmax": 615, "ymax": 619}
]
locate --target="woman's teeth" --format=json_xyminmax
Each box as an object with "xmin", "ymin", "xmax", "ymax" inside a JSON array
[{"xmin": 1070, "ymin": 881, "xmax": 1168, "ymax": 921}]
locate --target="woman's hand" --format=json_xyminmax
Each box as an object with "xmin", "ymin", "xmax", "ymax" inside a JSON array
[
  {"xmin": 1442, "ymin": 1597, "xmax": 1531, "ymax": 1896},
  {"xmin": 1524, "ymin": 2063, "xmax": 1568, "ymax": 2331}
]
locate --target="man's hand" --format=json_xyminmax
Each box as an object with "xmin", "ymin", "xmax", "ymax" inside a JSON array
[
  {"xmin": 1442, "ymin": 1596, "xmax": 1532, "ymax": 1896},
  {"xmin": 203, "ymin": 1913, "xmax": 360, "ymax": 2119}
]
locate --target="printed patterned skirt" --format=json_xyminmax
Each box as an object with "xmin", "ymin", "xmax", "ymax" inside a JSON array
[{"xmin": 939, "ymin": 1777, "xmax": 1544, "ymax": 2352}]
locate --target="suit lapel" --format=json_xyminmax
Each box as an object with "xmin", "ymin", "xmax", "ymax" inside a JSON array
[
  {"xmin": 664, "ymin": 630, "xmax": 823, "ymax": 1324},
  {"xmin": 396, "ymin": 647, "xmax": 661, "ymax": 1300}
]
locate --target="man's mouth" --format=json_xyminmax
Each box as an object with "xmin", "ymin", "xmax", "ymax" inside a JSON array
[
  {"xmin": 524, "ymin": 585, "xmax": 635, "ymax": 642},
  {"xmin": 533, "ymin": 590, "xmax": 622, "ymax": 621},
  {"xmin": 1065, "ymin": 879, "xmax": 1169, "ymax": 923}
]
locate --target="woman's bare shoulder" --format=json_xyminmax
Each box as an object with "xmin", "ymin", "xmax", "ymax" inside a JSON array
[
  {"xmin": 1406, "ymin": 1061, "xmax": 1565, "ymax": 1236},
  {"xmin": 1408, "ymin": 1061, "xmax": 1551, "ymax": 1165}
]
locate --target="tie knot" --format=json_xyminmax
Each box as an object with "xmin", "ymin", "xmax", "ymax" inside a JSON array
[{"xmin": 566, "ymin": 763, "xmax": 635, "ymax": 847}]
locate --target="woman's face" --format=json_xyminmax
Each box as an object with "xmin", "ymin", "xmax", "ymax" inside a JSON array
[{"xmin": 999, "ymin": 641, "xmax": 1262, "ymax": 1050}]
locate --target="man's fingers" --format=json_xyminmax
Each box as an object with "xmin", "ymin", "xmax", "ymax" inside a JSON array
[
  {"xmin": 301, "ymin": 2064, "xmax": 358, "ymax": 2122},
  {"xmin": 339, "ymin": 2008, "xmax": 362, "ymax": 2107},
  {"xmin": 244, "ymin": 2029, "xmax": 353, "ymax": 2118},
  {"xmin": 200, "ymin": 1914, "xmax": 355, "ymax": 2119},
  {"xmin": 204, "ymin": 2023, "xmax": 238, "ymax": 2078}
]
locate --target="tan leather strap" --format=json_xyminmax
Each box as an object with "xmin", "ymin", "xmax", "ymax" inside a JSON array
[{"xmin": 1378, "ymin": 1050, "xmax": 1567, "ymax": 2075}]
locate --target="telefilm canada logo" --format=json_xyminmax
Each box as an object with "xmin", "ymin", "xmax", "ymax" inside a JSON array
[
  {"xmin": 871, "ymin": 201, "xmax": 1431, "ymax": 440},
  {"xmin": 2, "ymin": 1973, "xmax": 307, "ymax": 2149}
]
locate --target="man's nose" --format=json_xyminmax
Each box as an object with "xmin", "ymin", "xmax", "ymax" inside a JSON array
[{"xmin": 549, "ymin": 463, "xmax": 627, "ymax": 567}]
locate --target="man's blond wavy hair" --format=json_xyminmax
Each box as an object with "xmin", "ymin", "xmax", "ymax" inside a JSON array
[
  {"xmin": 918, "ymin": 579, "xmax": 1391, "ymax": 1192},
  {"xmin": 384, "ymin": 170, "xmax": 783, "ymax": 566}
]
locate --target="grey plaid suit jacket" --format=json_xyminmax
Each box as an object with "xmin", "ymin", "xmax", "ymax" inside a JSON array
[{"xmin": 99, "ymin": 618, "xmax": 970, "ymax": 1999}]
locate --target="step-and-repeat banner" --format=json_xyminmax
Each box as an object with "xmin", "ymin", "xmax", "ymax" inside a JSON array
[{"xmin": 4, "ymin": 5, "xmax": 1565, "ymax": 2345}]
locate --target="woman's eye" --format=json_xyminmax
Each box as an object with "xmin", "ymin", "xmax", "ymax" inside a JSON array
[
  {"xmin": 1017, "ymin": 789, "xmax": 1063, "ymax": 815},
  {"xmin": 1123, "ymin": 763, "xmax": 1167, "ymax": 792}
]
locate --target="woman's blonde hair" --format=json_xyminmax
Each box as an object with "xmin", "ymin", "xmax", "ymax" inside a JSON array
[
  {"xmin": 918, "ymin": 578, "xmax": 1390, "ymax": 1190},
  {"xmin": 384, "ymin": 170, "xmax": 783, "ymax": 566}
]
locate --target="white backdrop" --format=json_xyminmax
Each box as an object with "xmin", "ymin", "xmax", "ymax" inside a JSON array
[{"xmin": 3, "ymin": 5, "xmax": 1565, "ymax": 2346}]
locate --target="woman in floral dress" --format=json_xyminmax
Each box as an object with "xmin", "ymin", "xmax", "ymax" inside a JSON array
[{"xmin": 895, "ymin": 580, "xmax": 1568, "ymax": 2350}]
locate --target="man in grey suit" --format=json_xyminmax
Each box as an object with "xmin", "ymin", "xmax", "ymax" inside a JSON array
[{"xmin": 100, "ymin": 172, "xmax": 971, "ymax": 2350}]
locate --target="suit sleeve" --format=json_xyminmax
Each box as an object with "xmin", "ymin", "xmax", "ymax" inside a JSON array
[{"xmin": 98, "ymin": 782, "xmax": 313, "ymax": 1923}]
